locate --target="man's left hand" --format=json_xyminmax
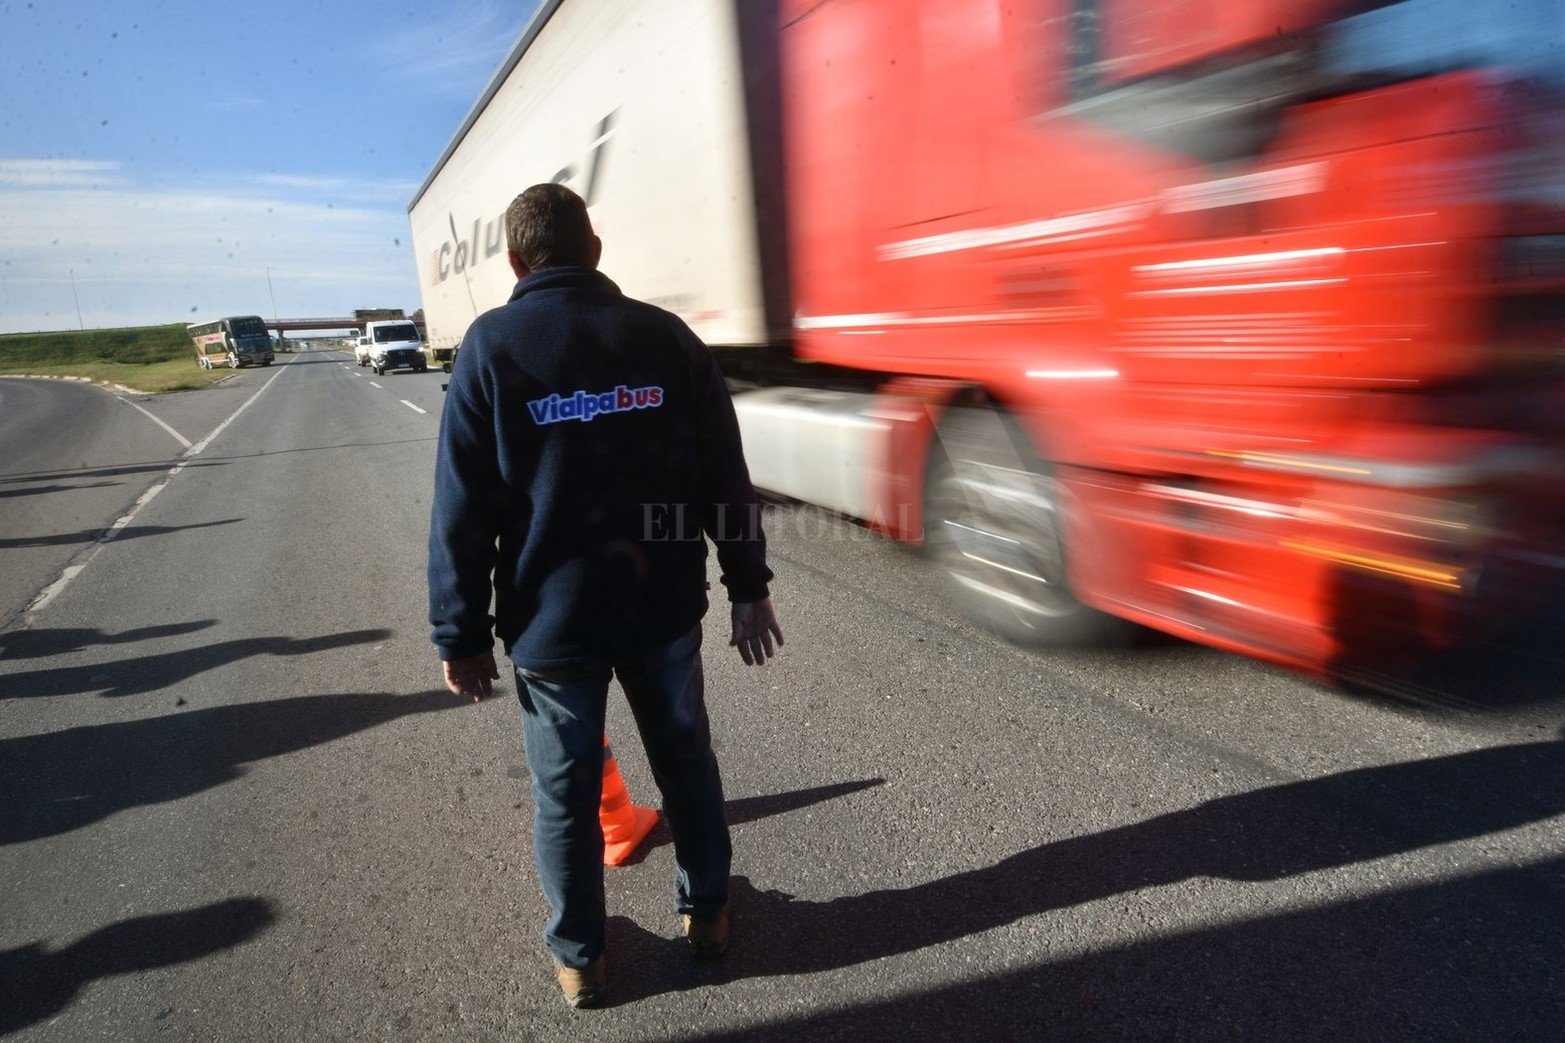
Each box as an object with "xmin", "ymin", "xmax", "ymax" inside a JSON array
[{"xmin": 443, "ymin": 652, "xmax": 500, "ymax": 702}]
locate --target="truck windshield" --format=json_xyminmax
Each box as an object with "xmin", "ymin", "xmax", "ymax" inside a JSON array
[
  {"xmin": 1327, "ymin": 0, "xmax": 1565, "ymax": 85},
  {"xmin": 373, "ymin": 324, "xmax": 418, "ymax": 343}
]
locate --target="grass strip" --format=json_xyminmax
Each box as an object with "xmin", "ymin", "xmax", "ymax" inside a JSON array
[{"xmin": 0, "ymin": 323, "xmax": 238, "ymax": 392}]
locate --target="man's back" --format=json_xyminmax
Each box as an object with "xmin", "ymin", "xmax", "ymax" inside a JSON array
[{"xmin": 429, "ymin": 265, "xmax": 768, "ymax": 669}]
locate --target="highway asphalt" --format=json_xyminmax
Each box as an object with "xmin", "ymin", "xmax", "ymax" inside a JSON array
[{"xmin": 1, "ymin": 351, "xmax": 1562, "ymax": 1040}]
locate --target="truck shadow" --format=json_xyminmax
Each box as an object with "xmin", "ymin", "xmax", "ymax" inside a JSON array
[
  {"xmin": 605, "ymin": 737, "xmax": 1565, "ymax": 1008},
  {"xmin": 689, "ymin": 855, "xmax": 1565, "ymax": 1039},
  {"xmin": 0, "ymin": 688, "xmax": 462, "ymax": 845},
  {"xmin": 0, "ymin": 897, "xmax": 276, "ymax": 1034}
]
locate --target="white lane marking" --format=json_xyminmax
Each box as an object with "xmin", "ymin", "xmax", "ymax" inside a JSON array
[
  {"xmin": 26, "ymin": 355, "xmax": 297, "ymax": 617},
  {"xmin": 401, "ymin": 400, "xmax": 427, "ymax": 414},
  {"xmin": 117, "ymin": 395, "xmax": 193, "ymax": 449},
  {"xmin": 369, "ymin": 381, "xmax": 382, "ymax": 388},
  {"xmin": 187, "ymin": 358, "xmax": 293, "ymax": 457},
  {"xmin": 28, "ymin": 564, "xmax": 87, "ymax": 615}
]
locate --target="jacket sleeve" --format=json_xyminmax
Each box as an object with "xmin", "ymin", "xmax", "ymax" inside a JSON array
[
  {"xmin": 427, "ymin": 341, "xmax": 502, "ymax": 660},
  {"xmin": 691, "ymin": 332, "xmax": 774, "ymax": 603}
]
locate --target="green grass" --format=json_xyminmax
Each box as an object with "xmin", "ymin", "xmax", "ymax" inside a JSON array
[
  {"xmin": 0, "ymin": 358, "xmax": 234, "ymax": 392},
  {"xmin": 0, "ymin": 323, "xmax": 234, "ymax": 392}
]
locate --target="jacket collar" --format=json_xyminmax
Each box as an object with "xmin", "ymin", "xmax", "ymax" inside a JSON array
[{"xmin": 508, "ymin": 265, "xmax": 618, "ymax": 303}]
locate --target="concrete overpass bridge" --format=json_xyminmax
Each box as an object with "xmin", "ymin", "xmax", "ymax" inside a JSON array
[{"xmin": 264, "ymin": 315, "xmax": 426, "ymax": 337}]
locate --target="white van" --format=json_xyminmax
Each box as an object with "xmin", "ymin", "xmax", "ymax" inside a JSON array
[{"xmin": 356, "ymin": 320, "xmax": 428, "ymax": 375}]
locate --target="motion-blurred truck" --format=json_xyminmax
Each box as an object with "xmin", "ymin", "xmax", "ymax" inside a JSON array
[{"xmin": 409, "ymin": 0, "xmax": 1565, "ymax": 679}]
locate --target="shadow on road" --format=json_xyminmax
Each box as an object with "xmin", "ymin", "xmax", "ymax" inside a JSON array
[
  {"xmin": 0, "ymin": 517, "xmax": 241, "ymax": 550},
  {"xmin": 605, "ymin": 738, "xmax": 1565, "ymax": 1024},
  {"xmin": 0, "ymin": 460, "xmax": 224, "ymax": 485},
  {"xmin": 0, "ymin": 620, "xmax": 218, "ymax": 660},
  {"xmin": 619, "ymin": 778, "xmax": 886, "ymax": 865},
  {"xmin": 198, "ymin": 436, "xmax": 437, "ymax": 465},
  {"xmin": 0, "ymin": 627, "xmax": 391, "ymax": 698},
  {"xmin": 688, "ymin": 856, "xmax": 1565, "ymax": 1040},
  {"xmin": 0, "ymin": 689, "xmax": 462, "ymax": 845},
  {"xmin": 0, "ymin": 897, "xmax": 275, "ymax": 1034},
  {"xmin": 0, "ymin": 481, "xmax": 121, "ymax": 499}
]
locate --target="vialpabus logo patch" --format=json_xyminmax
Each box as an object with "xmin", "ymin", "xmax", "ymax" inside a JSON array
[{"xmin": 527, "ymin": 384, "xmax": 664, "ymax": 425}]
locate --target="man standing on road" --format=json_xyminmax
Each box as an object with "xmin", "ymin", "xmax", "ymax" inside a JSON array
[{"xmin": 427, "ymin": 183, "xmax": 782, "ymax": 1009}]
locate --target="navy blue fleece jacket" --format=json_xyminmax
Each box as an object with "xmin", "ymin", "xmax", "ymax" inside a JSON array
[{"xmin": 427, "ymin": 266, "xmax": 772, "ymax": 669}]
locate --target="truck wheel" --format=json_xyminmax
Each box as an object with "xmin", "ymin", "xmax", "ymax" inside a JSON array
[
  {"xmin": 442, "ymin": 362, "xmax": 452, "ymax": 374},
  {"xmin": 925, "ymin": 404, "xmax": 1135, "ymax": 647}
]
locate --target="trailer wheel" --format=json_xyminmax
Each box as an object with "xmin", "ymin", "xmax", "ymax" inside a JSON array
[{"xmin": 925, "ymin": 404, "xmax": 1134, "ymax": 647}]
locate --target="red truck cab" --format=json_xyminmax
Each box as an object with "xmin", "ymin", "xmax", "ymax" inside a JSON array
[{"xmin": 777, "ymin": 0, "xmax": 1565, "ymax": 674}]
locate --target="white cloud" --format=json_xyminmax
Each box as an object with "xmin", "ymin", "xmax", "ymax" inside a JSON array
[
  {"xmin": 373, "ymin": 0, "xmax": 540, "ymax": 93},
  {"xmin": 252, "ymin": 173, "xmax": 419, "ymax": 204},
  {"xmin": 0, "ymin": 171, "xmax": 420, "ymax": 332},
  {"xmin": 0, "ymin": 160, "xmax": 123, "ymax": 188}
]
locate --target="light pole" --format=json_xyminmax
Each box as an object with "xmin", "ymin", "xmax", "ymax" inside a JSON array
[
  {"xmin": 69, "ymin": 268, "xmax": 84, "ymax": 330},
  {"xmin": 266, "ymin": 266, "xmax": 281, "ymax": 349},
  {"xmin": 266, "ymin": 266, "xmax": 280, "ymax": 323}
]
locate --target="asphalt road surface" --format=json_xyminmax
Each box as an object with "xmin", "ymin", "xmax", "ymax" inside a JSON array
[{"xmin": 2, "ymin": 353, "xmax": 1562, "ymax": 1041}]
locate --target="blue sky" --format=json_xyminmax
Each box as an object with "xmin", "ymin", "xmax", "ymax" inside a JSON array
[{"xmin": 0, "ymin": 0, "xmax": 542, "ymax": 333}]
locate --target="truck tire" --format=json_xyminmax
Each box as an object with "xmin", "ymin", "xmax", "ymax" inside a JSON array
[{"xmin": 925, "ymin": 404, "xmax": 1135, "ymax": 647}]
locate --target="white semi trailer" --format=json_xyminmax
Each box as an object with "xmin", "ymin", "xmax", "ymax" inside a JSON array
[{"xmin": 407, "ymin": 0, "xmax": 780, "ymax": 357}]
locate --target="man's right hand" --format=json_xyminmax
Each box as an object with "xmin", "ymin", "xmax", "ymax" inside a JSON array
[
  {"xmin": 443, "ymin": 651, "xmax": 500, "ymax": 702},
  {"xmin": 730, "ymin": 597, "xmax": 784, "ymax": 666}
]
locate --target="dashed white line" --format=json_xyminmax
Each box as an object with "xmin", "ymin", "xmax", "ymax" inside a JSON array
[
  {"xmin": 117, "ymin": 396, "xmax": 192, "ymax": 449},
  {"xmin": 369, "ymin": 381, "xmax": 382, "ymax": 388},
  {"xmin": 401, "ymin": 400, "xmax": 427, "ymax": 414},
  {"xmin": 25, "ymin": 355, "xmax": 297, "ymax": 617}
]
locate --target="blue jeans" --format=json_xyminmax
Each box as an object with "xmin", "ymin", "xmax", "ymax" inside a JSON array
[{"xmin": 513, "ymin": 626, "xmax": 731, "ymax": 968}]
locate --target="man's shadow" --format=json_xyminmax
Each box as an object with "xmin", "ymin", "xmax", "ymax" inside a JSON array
[
  {"xmin": 604, "ymin": 736, "xmax": 1565, "ymax": 1002},
  {"xmin": 0, "ymin": 627, "xmax": 392, "ymax": 699},
  {"xmin": 0, "ymin": 897, "xmax": 275, "ymax": 1034},
  {"xmin": 0, "ymin": 689, "xmax": 463, "ymax": 845}
]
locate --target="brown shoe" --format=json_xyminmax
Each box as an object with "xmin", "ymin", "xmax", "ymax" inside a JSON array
[
  {"xmin": 680, "ymin": 907, "xmax": 729, "ymax": 958},
  {"xmin": 555, "ymin": 957, "xmax": 606, "ymax": 1009}
]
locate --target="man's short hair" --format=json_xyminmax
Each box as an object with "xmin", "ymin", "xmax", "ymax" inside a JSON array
[{"xmin": 505, "ymin": 183, "xmax": 595, "ymax": 270}]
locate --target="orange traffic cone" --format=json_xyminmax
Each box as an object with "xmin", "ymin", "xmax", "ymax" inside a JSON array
[{"xmin": 600, "ymin": 735, "xmax": 658, "ymax": 866}]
